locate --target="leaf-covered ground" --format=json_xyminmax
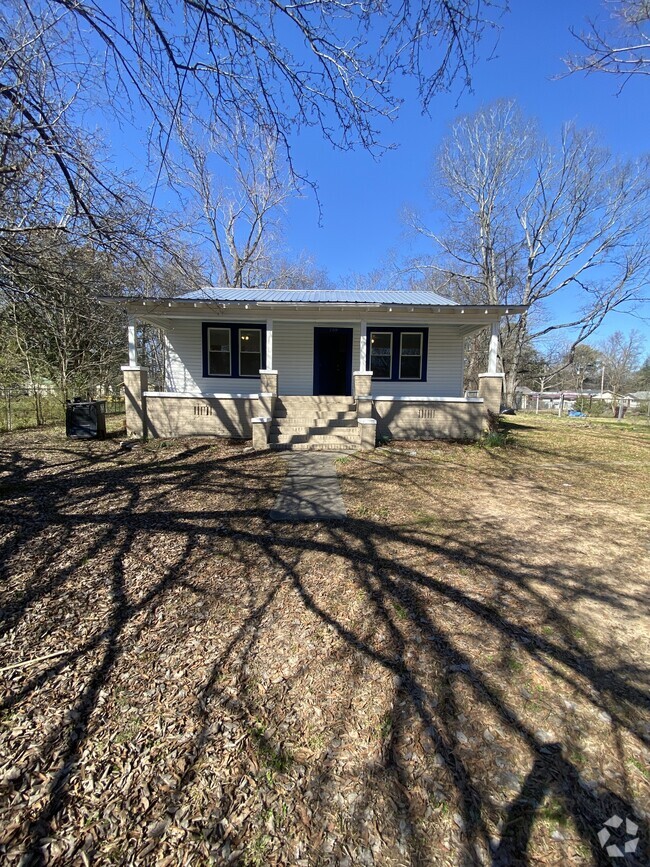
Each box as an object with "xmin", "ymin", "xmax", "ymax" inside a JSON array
[{"xmin": 0, "ymin": 416, "xmax": 648, "ymax": 866}]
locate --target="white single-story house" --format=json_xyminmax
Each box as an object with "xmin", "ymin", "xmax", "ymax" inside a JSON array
[
  {"xmin": 629, "ymin": 391, "xmax": 650, "ymax": 408},
  {"xmin": 108, "ymin": 288, "xmax": 524, "ymax": 450}
]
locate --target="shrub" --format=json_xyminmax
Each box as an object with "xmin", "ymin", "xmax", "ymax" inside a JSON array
[
  {"xmin": 574, "ymin": 397, "xmax": 609, "ymax": 417},
  {"xmin": 481, "ymin": 430, "xmax": 509, "ymax": 448}
]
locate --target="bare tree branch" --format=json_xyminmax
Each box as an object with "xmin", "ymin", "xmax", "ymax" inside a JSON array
[{"xmin": 566, "ymin": 1, "xmax": 650, "ymax": 84}]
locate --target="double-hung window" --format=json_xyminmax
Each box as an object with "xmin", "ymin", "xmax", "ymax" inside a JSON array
[
  {"xmin": 207, "ymin": 328, "xmax": 232, "ymax": 376},
  {"xmin": 367, "ymin": 327, "xmax": 427, "ymax": 382},
  {"xmin": 399, "ymin": 332, "xmax": 423, "ymax": 380},
  {"xmin": 239, "ymin": 328, "xmax": 262, "ymax": 376},
  {"xmin": 369, "ymin": 332, "xmax": 393, "ymax": 380},
  {"xmin": 203, "ymin": 323, "xmax": 266, "ymax": 378}
]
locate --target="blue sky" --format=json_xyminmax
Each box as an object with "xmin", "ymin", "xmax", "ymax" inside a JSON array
[
  {"xmin": 277, "ymin": 0, "xmax": 650, "ymax": 344},
  {"xmin": 285, "ymin": 1, "xmax": 650, "ymax": 267},
  {"xmin": 97, "ymin": 0, "xmax": 649, "ymax": 345}
]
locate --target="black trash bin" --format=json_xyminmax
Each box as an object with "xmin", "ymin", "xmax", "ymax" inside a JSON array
[{"xmin": 66, "ymin": 399, "xmax": 107, "ymax": 440}]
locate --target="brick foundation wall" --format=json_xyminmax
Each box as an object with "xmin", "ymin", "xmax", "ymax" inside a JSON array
[
  {"xmin": 374, "ymin": 399, "xmax": 485, "ymax": 440},
  {"xmin": 145, "ymin": 395, "xmax": 254, "ymax": 439}
]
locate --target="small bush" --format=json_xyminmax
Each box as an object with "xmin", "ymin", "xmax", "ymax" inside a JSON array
[
  {"xmin": 486, "ymin": 409, "xmax": 501, "ymax": 432},
  {"xmin": 481, "ymin": 430, "xmax": 509, "ymax": 448},
  {"xmin": 574, "ymin": 397, "xmax": 609, "ymax": 417}
]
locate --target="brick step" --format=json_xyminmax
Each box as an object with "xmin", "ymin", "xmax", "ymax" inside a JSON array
[
  {"xmin": 270, "ymin": 442, "xmax": 358, "ymax": 452},
  {"xmin": 271, "ymin": 419, "xmax": 358, "ymax": 433},
  {"xmin": 273, "ymin": 416, "xmax": 357, "ymax": 425},
  {"xmin": 269, "ymin": 434, "xmax": 361, "ymax": 446},
  {"xmin": 276, "ymin": 397, "xmax": 354, "ymax": 411}
]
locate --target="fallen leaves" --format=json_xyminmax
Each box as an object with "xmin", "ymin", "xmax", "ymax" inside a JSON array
[{"xmin": 0, "ymin": 421, "xmax": 648, "ymax": 865}]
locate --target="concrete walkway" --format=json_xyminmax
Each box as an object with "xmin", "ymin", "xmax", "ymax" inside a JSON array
[{"xmin": 269, "ymin": 452, "xmax": 347, "ymax": 521}]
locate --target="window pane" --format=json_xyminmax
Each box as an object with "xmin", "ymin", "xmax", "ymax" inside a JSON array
[
  {"xmin": 209, "ymin": 350, "xmax": 231, "ymax": 375},
  {"xmin": 240, "ymin": 329, "xmax": 261, "ymax": 353},
  {"xmin": 400, "ymin": 332, "xmax": 422, "ymax": 379},
  {"xmin": 209, "ymin": 328, "xmax": 230, "ymax": 353},
  {"xmin": 400, "ymin": 356, "xmax": 421, "ymax": 379},
  {"xmin": 240, "ymin": 352, "xmax": 261, "ymax": 375},
  {"xmin": 208, "ymin": 328, "xmax": 231, "ymax": 375},
  {"xmin": 370, "ymin": 332, "xmax": 392, "ymax": 379},
  {"xmin": 240, "ymin": 328, "xmax": 262, "ymax": 376},
  {"xmin": 401, "ymin": 333, "xmax": 421, "ymax": 352}
]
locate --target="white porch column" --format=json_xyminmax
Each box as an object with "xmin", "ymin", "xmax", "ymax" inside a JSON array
[
  {"xmin": 266, "ymin": 318, "xmax": 273, "ymax": 370},
  {"xmin": 127, "ymin": 315, "xmax": 137, "ymax": 367},
  {"xmin": 488, "ymin": 321, "xmax": 500, "ymax": 374},
  {"xmin": 359, "ymin": 320, "xmax": 367, "ymax": 372}
]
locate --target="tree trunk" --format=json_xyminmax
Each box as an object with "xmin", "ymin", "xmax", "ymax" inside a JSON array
[{"xmin": 504, "ymin": 313, "xmax": 529, "ymax": 407}]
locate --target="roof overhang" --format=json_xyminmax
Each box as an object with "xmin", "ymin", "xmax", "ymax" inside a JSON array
[{"xmin": 100, "ymin": 295, "xmax": 527, "ymax": 319}]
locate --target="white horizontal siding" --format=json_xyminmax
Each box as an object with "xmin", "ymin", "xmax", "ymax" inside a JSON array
[
  {"xmin": 274, "ymin": 321, "xmax": 360, "ymax": 395},
  {"xmin": 162, "ymin": 315, "xmax": 462, "ymax": 397},
  {"xmin": 369, "ymin": 325, "xmax": 463, "ymax": 398},
  {"xmin": 273, "ymin": 320, "xmax": 312, "ymax": 394},
  {"xmin": 165, "ymin": 319, "xmax": 265, "ymax": 394}
]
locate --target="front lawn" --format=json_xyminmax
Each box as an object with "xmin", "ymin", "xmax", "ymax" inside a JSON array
[{"xmin": 0, "ymin": 417, "xmax": 648, "ymax": 865}]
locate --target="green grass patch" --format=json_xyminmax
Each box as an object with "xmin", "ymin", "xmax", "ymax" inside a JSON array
[{"xmin": 250, "ymin": 723, "xmax": 294, "ymax": 774}]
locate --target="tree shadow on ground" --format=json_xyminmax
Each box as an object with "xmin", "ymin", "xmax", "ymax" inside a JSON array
[{"xmin": 0, "ymin": 434, "xmax": 647, "ymax": 865}]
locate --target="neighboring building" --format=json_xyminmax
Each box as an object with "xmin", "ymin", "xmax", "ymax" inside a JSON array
[
  {"xmin": 107, "ymin": 288, "xmax": 524, "ymax": 450},
  {"xmin": 591, "ymin": 391, "xmax": 636, "ymax": 408},
  {"xmin": 628, "ymin": 391, "xmax": 650, "ymax": 408},
  {"xmin": 528, "ymin": 392, "xmax": 583, "ymax": 411},
  {"xmin": 514, "ymin": 386, "xmax": 534, "ymax": 410}
]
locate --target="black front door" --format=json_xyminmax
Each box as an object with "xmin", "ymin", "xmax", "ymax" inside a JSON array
[{"xmin": 313, "ymin": 327, "xmax": 353, "ymax": 395}]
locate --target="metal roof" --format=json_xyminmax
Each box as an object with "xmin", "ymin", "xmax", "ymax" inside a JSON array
[{"xmin": 178, "ymin": 287, "xmax": 458, "ymax": 306}]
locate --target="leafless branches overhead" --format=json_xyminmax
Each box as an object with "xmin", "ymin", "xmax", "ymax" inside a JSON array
[
  {"xmin": 409, "ymin": 99, "xmax": 650, "ymax": 403},
  {"xmin": 566, "ymin": 0, "xmax": 650, "ymax": 83}
]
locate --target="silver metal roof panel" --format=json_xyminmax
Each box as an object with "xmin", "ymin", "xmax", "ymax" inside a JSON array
[{"xmin": 178, "ymin": 287, "xmax": 458, "ymax": 305}]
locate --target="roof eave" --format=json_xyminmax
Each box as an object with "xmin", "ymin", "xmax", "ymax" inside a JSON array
[{"xmin": 99, "ymin": 295, "xmax": 527, "ymax": 316}]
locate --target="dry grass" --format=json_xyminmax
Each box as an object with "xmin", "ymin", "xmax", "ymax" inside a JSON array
[{"xmin": 0, "ymin": 415, "xmax": 648, "ymax": 866}]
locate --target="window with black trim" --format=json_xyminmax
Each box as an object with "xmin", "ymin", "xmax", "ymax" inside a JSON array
[
  {"xmin": 367, "ymin": 327, "xmax": 427, "ymax": 381},
  {"xmin": 202, "ymin": 323, "xmax": 266, "ymax": 378}
]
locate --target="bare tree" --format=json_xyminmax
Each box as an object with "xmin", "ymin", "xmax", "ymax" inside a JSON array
[
  {"xmin": 564, "ymin": 343, "xmax": 603, "ymax": 392},
  {"xmin": 599, "ymin": 329, "xmax": 646, "ymax": 396},
  {"xmin": 5, "ymin": 241, "xmax": 130, "ymax": 400},
  {"xmin": 410, "ymin": 100, "xmax": 650, "ymax": 405},
  {"xmin": 30, "ymin": 0, "xmax": 505, "ymax": 159},
  {"xmin": 566, "ymin": 0, "xmax": 650, "ymax": 82},
  {"xmin": 173, "ymin": 122, "xmax": 296, "ymax": 287}
]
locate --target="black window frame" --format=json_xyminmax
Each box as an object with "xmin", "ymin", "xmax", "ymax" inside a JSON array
[
  {"xmin": 366, "ymin": 326, "xmax": 428, "ymax": 382},
  {"xmin": 202, "ymin": 322, "xmax": 267, "ymax": 379}
]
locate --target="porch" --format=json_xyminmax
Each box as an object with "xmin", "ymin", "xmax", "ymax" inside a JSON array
[{"xmin": 118, "ymin": 290, "xmax": 509, "ymax": 449}]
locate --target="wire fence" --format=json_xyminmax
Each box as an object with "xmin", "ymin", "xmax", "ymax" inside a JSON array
[{"xmin": 0, "ymin": 388, "xmax": 125, "ymax": 434}]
